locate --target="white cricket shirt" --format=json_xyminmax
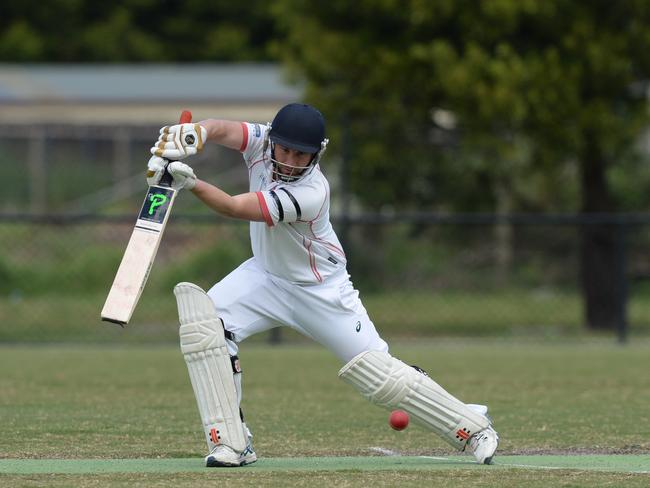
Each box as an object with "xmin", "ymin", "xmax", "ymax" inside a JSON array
[{"xmin": 239, "ymin": 122, "xmax": 347, "ymax": 284}]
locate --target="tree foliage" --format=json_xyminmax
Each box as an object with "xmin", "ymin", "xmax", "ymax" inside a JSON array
[
  {"xmin": 0, "ymin": 0, "xmax": 277, "ymax": 62},
  {"xmin": 271, "ymin": 0, "xmax": 650, "ymax": 213}
]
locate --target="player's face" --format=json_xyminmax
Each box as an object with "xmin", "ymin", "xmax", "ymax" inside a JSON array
[{"xmin": 274, "ymin": 144, "xmax": 314, "ymax": 176}]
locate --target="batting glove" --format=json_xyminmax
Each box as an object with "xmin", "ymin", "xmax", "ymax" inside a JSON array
[
  {"xmin": 146, "ymin": 156, "xmax": 166, "ymax": 186},
  {"xmin": 150, "ymin": 123, "xmax": 207, "ymax": 160},
  {"xmin": 168, "ymin": 161, "xmax": 197, "ymax": 191}
]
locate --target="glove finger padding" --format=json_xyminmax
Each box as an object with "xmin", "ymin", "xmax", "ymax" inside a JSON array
[
  {"xmin": 146, "ymin": 156, "xmax": 166, "ymax": 186},
  {"xmin": 150, "ymin": 123, "xmax": 206, "ymax": 160},
  {"xmin": 168, "ymin": 161, "xmax": 197, "ymax": 190}
]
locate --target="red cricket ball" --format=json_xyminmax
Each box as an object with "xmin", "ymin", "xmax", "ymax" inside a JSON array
[{"xmin": 389, "ymin": 410, "xmax": 409, "ymax": 430}]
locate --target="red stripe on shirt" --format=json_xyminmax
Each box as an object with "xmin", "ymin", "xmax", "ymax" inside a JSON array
[
  {"xmin": 303, "ymin": 237, "xmax": 323, "ymax": 283},
  {"xmin": 239, "ymin": 122, "xmax": 249, "ymax": 152},
  {"xmin": 308, "ymin": 222, "xmax": 346, "ymax": 258},
  {"xmin": 256, "ymin": 191, "xmax": 274, "ymax": 227}
]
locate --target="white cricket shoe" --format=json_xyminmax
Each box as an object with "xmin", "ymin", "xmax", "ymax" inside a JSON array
[
  {"xmin": 205, "ymin": 443, "xmax": 257, "ymax": 468},
  {"xmin": 466, "ymin": 426, "xmax": 499, "ymax": 465}
]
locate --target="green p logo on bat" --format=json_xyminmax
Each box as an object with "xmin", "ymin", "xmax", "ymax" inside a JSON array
[
  {"xmin": 138, "ymin": 187, "xmax": 174, "ymax": 224},
  {"xmin": 148, "ymin": 194, "xmax": 167, "ymax": 215}
]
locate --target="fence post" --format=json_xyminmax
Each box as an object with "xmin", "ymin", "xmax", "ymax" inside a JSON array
[
  {"xmin": 268, "ymin": 327, "xmax": 282, "ymax": 345},
  {"xmin": 28, "ymin": 127, "xmax": 47, "ymax": 214},
  {"xmin": 616, "ymin": 221, "xmax": 629, "ymax": 344},
  {"xmin": 494, "ymin": 179, "xmax": 513, "ymax": 285}
]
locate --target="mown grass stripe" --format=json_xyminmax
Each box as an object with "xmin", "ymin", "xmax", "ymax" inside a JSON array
[
  {"xmin": 491, "ymin": 455, "xmax": 650, "ymax": 473},
  {"xmin": 0, "ymin": 455, "xmax": 648, "ymax": 475}
]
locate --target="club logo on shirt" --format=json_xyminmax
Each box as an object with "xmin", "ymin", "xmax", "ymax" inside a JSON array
[{"xmin": 355, "ymin": 321, "xmax": 361, "ymax": 332}]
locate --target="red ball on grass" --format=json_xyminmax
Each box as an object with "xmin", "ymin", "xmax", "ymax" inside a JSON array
[{"xmin": 389, "ymin": 410, "xmax": 409, "ymax": 430}]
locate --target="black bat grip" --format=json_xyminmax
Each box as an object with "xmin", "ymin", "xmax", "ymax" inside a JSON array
[{"xmin": 159, "ymin": 166, "xmax": 174, "ymax": 187}]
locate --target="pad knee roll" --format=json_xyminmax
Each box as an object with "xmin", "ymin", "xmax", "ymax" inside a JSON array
[{"xmin": 339, "ymin": 350, "xmax": 490, "ymax": 449}]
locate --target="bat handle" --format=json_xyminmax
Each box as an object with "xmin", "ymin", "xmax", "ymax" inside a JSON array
[
  {"xmin": 179, "ymin": 110, "xmax": 192, "ymax": 124},
  {"xmin": 159, "ymin": 110, "xmax": 193, "ymax": 187}
]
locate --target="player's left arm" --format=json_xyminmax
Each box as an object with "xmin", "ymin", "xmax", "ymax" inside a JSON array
[
  {"xmin": 191, "ymin": 180, "xmax": 265, "ymax": 222},
  {"xmin": 160, "ymin": 160, "xmax": 264, "ymax": 222}
]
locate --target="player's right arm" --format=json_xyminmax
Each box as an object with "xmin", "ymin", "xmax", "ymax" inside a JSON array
[
  {"xmin": 198, "ymin": 119, "xmax": 246, "ymax": 151},
  {"xmin": 150, "ymin": 119, "xmax": 246, "ymax": 158}
]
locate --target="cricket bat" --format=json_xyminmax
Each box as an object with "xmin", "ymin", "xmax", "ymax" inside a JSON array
[{"xmin": 101, "ymin": 110, "xmax": 192, "ymax": 326}]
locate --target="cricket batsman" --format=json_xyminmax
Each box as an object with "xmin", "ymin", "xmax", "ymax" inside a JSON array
[{"xmin": 147, "ymin": 103, "xmax": 499, "ymax": 467}]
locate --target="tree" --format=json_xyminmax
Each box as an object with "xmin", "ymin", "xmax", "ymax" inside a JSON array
[
  {"xmin": 0, "ymin": 0, "xmax": 278, "ymax": 61},
  {"xmin": 272, "ymin": 0, "xmax": 650, "ymax": 330}
]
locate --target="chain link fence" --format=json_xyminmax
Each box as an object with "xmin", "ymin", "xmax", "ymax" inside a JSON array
[{"xmin": 2, "ymin": 214, "xmax": 649, "ymax": 344}]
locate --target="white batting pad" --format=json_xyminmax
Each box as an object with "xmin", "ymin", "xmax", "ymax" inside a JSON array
[
  {"xmin": 174, "ymin": 282, "xmax": 247, "ymax": 453},
  {"xmin": 339, "ymin": 350, "xmax": 490, "ymax": 449}
]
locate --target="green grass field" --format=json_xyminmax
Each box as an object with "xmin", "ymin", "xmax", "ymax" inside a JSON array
[{"xmin": 1, "ymin": 340, "xmax": 649, "ymax": 487}]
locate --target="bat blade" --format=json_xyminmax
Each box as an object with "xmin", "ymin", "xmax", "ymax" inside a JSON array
[{"xmin": 101, "ymin": 185, "xmax": 177, "ymax": 325}]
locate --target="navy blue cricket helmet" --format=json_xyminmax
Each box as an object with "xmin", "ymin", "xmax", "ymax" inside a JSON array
[
  {"xmin": 269, "ymin": 103, "xmax": 326, "ymax": 153},
  {"xmin": 266, "ymin": 103, "xmax": 329, "ymax": 182}
]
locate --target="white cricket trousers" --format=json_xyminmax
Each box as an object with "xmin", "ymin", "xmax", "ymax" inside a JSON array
[{"xmin": 207, "ymin": 257, "xmax": 388, "ymax": 363}]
